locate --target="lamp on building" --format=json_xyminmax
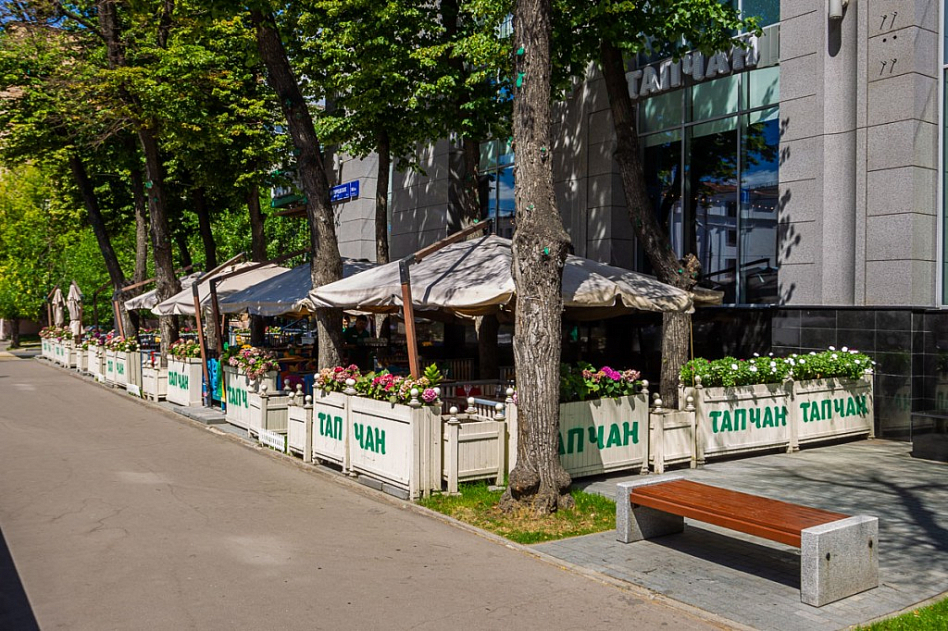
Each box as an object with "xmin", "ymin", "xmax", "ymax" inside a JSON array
[{"xmin": 828, "ymin": 0, "xmax": 848, "ymax": 20}]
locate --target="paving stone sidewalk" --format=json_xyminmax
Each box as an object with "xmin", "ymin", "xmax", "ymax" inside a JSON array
[{"xmin": 534, "ymin": 440, "xmax": 948, "ymax": 631}]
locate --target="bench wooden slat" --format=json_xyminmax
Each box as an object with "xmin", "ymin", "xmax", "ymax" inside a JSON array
[{"xmin": 631, "ymin": 480, "xmax": 849, "ymax": 548}]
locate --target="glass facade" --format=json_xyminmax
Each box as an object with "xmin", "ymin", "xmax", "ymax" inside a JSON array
[
  {"xmin": 640, "ymin": 65, "xmax": 779, "ymax": 304},
  {"xmin": 479, "ymin": 138, "xmax": 516, "ymax": 239}
]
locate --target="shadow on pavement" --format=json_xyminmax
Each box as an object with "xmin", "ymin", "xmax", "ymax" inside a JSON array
[{"xmin": 0, "ymin": 526, "xmax": 40, "ymax": 631}]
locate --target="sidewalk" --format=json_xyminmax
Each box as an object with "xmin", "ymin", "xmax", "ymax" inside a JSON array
[
  {"xmin": 30, "ymin": 354, "xmax": 948, "ymax": 629},
  {"xmin": 536, "ymin": 440, "xmax": 948, "ymax": 630}
]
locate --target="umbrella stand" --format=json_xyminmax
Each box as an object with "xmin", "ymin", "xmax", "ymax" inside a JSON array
[
  {"xmin": 192, "ymin": 283, "xmax": 212, "ymax": 408},
  {"xmin": 398, "ymin": 219, "xmax": 492, "ymax": 379}
]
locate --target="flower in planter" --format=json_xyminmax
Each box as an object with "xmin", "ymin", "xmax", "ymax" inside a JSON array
[
  {"xmin": 169, "ymin": 338, "xmax": 202, "ymax": 359},
  {"xmin": 560, "ymin": 362, "xmax": 642, "ymax": 403},
  {"xmin": 228, "ymin": 345, "xmax": 278, "ymax": 379},
  {"xmin": 681, "ymin": 347, "xmax": 872, "ymax": 388}
]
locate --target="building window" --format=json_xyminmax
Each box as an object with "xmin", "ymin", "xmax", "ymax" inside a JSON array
[
  {"xmin": 640, "ymin": 65, "xmax": 779, "ymax": 304},
  {"xmin": 479, "ymin": 138, "xmax": 516, "ymax": 239}
]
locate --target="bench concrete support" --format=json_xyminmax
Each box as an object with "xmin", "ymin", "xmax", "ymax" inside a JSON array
[
  {"xmin": 801, "ymin": 515, "xmax": 879, "ymax": 607},
  {"xmin": 616, "ymin": 475, "xmax": 685, "ymax": 543}
]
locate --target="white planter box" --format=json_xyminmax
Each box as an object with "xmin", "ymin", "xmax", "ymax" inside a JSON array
[
  {"xmin": 123, "ymin": 350, "xmax": 143, "ymax": 397},
  {"xmin": 53, "ymin": 340, "xmax": 66, "ymax": 364},
  {"xmin": 507, "ymin": 393, "xmax": 650, "ymax": 479},
  {"xmin": 142, "ymin": 364, "xmax": 167, "ymax": 402},
  {"xmin": 348, "ymin": 396, "xmax": 442, "ymax": 500},
  {"xmin": 114, "ymin": 351, "xmax": 129, "ymax": 387},
  {"xmin": 690, "ymin": 381, "xmax": 793, "ymax": 462},
  {"xmin": 104, "ymin": 349, "xmax": 118, "ymax": 385},
  {"xmin": 649, "ymin": 409, "xmax": 697, "ymax": 474},
  {"xmin": 793, "ymin": 377, "xmax": 874, "ymax": 444},
  {"xmin": 41, "ymin": 339, "xmax": 49, "ymax": 358},
  {"xmin": 63, "ymin": 341, "xmax": 77, "ymax": 368},
  {"xmin": 287, "ymin": 400, "xmax": 313, "ymax": 461},
  {"xmin": 684, "ymin": 376, "xmax": 875, "ymax": 462},
  {"xmin": 166, "ymin": 356, "xmax": 204, "ymax": 407},
  {"xmin": 224, "ymin": 366, "xmax": 278, "ymax": 430},
  {"xmin": 442, "ymin": 415, "xmax": 506, "ymax": 494},
  {"xmin": 311, "ymin": 389, "xmax": 351, "ymax": 469},
  {"xmin": 90, "ymin": 347, "xmax": 105, "ymax": 382},
  {"xmin": 248, "ymin": 389, "xmax": 290, "ymax": 438}
]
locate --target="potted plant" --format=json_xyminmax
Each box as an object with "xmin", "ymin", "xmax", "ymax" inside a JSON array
[
  {"xmin": 166, "ymin": 339, "xmax": 204, "ymax": 407},
  {"xmin": 223, "ymin": 345, "xmax": 279, "ymax": 430},
  {"xmin": 680, "ymin": 347, "xmax": 874, "ymax": 462}
]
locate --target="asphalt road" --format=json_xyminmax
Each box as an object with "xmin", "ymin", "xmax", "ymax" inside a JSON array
[{"xmin": 0, "ymin": 358, "xmax": 725, "ymax": 630}]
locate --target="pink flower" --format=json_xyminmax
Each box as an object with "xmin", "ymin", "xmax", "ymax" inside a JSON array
[{"xmin": 422, "ymin": 388, "xmax": 438, "ymax": 404}]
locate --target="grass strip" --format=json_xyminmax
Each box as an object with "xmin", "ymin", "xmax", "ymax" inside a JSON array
[
  {"xmin": 858, "ymin": 598, "xmax": 948, "ymax": 630},
  {"xmin": 419, "ymin": 481, "xmax": 616, "ymax": 545}
]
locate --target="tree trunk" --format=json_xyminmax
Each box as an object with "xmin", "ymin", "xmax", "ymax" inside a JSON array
[
  {"xmin": 476, "ymin": 315, "xmax": 499, "ymax": 380},
  {"xmin": 247, "ymin": 185, "xmax": 267, "ymax": 347},
  {"xmin": 499, "ymin": 0, "xmax": 573, "ymax": 516},
  {"xmin": 68, "ymin": 153, "xmax": 135, "ymax": 336},
  {"xmin": 375, "ymin": 130, "xmax": 391, "ymax": 264},
  {"xmin": 10, "ymin": 318, "xmax": 20, "ymax": 349},
  {"xmin": 192, "ymin": 186, "xmax": 217, "ymax": 269},
  {"xmin": 129, "ymin": 156, "xmax": 150, "ymax": 285},
  {"xmin": 599, "ymin": 40, "xmax": 697, "ymax": 407},
  {"xmin": 97, "ymin": 0, "xmax": 178, "ymax": 356},
  {"xmin": 175, "ymin": 228, "xmax": 193, "ymax": 270},
  {"xmin": 247, "ymin": 185, "xmax": 267, "ymax": 262},
  {"xmin": 459, "ymin": 135, "xmax": 481, "ymax": 227},
  {"xmin": 252, "ymin": 10, "xmax": 344, "ymax": 368},
  {"xmin": 138, "ymin": 127, "xmax": 181, "ymax": 359}
]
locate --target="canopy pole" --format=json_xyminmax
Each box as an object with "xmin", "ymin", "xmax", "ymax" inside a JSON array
[
  {"xmin": 112, "ymin": 296, "xmax": 125, "ymax": 339},
  {"xmin": 399, "ymin": 259, "xmax": 421, "ymax": 379},
  {"xmin": 192, "ymin": 283, "xmax": 212, "ymax": 408},
  {"xmin": 209, "ymin": 279, "xmax": 224, "ymax": 351}
]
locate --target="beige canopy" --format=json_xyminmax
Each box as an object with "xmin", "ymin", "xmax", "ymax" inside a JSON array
[
  {"xmin": 219, "ymin": 260, "xmax": 375, "ymax": 316},
  {"xmin": 151, "ymin": 263, "xmax": 289, "ymax": 316},
  {"xmin": 310, "ymin": 235, "xmax": 693, "ymax": 318},
  {"xmin": 67, "ymin": 281, "xmax": 83, "ymax": 337},
  {"xmin": 51, "ymin": 286, "xmax": 66, "ymax": 327},
  {"xmin": 124, "ymin": 272, "xmax": 202, "ymax": 311}
]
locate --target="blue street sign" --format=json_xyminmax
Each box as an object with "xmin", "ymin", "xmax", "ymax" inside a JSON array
[{"xmin": 330, "ymin": 180, "xmax": 360, "ymax": 202}]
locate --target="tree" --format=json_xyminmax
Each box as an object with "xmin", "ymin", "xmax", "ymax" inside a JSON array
[
  {"xmin": 500, "ymin": 0, "xmax": 573, "ymax": 515},
  {"xmin": 250, "ymin": 7, "xmax": 345, "ymax": 368},
  {"xmin": 0, "ymin": 164, "xmax": 82, "ymax": 345},
  {"xmin": 560, "ymin": 0, "xmax": 754, "ymax": 404},
  {"xmin": 0, "ymin": 15, "xmax": 142, "ymax": 335}
]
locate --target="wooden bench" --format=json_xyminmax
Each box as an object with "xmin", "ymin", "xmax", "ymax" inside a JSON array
[{"xmin": 616, "ymin": 476, "xmax": 879, "ymax": 607}]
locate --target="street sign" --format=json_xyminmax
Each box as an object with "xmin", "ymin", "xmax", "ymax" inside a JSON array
[{"xmin": 330, "ymin": 180, "xmax": 360, "ymax": 202}]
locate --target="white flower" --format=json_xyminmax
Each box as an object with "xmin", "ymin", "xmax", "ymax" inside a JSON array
[
  {"xmin": 753, "ymin": 352, "xmax": 759, "ymax": 357},
  {"xmin": 768, "ymin": 352, "xmax": 774, "ymax": 357},
  {"xmin": 771, "ymin": 368, "xmax": 777, "ymax": 373},
  {"xmin": 871, "ymin": 361, "xmax": 877, "ymax": 365},
  {"xmin": 855, "ymin": 360, "xmax": 861, "ymax": 364},
  {"xmin": 841, "ymin": 346, "xmax": 848, "ymax": 352},
  {"xmin": 831, "ymin": 354, "xmax": 838, "ymax": 359},
  {"xmin": 770, "ymin": 361, "xmax": 777, "ymax": 368},
  {"xmin": 799, "ymin": 359, "xmax": 806, "ymax": 364},
  {"xmin": 829, "ymin": 346, "xmax": 836, "ymax": 351},
  {"xmin": 809, "ymin": 351, "xmax": 817, "ymax": 356},
  {"xmin": 749, "ymin": 366, "xmax": 758, "ymax": 372},
  {"xmin": 731, "ymin": 363, "xmax": 739, "ymax": 370}
]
